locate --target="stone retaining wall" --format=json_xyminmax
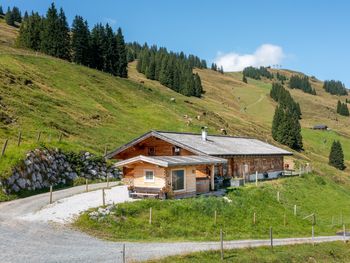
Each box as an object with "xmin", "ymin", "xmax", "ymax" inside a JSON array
[{"xmin": 1, "ymin": 148, "xmax": 119, "ymax": 194}]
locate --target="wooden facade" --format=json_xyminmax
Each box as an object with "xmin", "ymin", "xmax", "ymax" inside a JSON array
[{"xmin": 112, "ymin": 133, "xmax": 290, "ymax": 197}]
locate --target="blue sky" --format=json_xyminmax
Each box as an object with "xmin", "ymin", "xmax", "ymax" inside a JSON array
[{"xmin": 2, "ymin": 0, "xmax": 350, "ymax": 87}]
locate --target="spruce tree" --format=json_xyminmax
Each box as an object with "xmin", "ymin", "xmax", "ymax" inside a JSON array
[
  {"xmin": 57, "ymin": 8, "xmax": 70, "ymax": 60},
  {"xmin": 242, "ymin": 75, "xmax": 247, "ymax": 83},
  {"xmin": 193, "ymin": 73, "xmax": 203, "ymax": 97},
  {"xmin": 18, "ymin": 12, "xmax": 42, "ymax": 51},
  {"xmin": 40, "ymin": 3, "xmax": 59, "ymax": 56},
  {"xmin": 272, "ymin": 105, "xmax": 283, "ymax": 141},
  {"xmin": 23, "ymin": 11, "xmax": 28, "ymax": 21},
  {"xmin": 71, "ymin": 16, "xmax": 90, "ymax": 66},
  {"xmin": 115, "ymin": 27, "xmax": 128, "ymax": 78},
  {"xmin": 104, "ymin": 24, "xmax": 117, "ymax": 75},
  {"xmin": 329, "ymin": 141, "xmax": 345, "ymax": 170},
  {"xmin": 90, "ymin": 23, "xmax": 106, "ymax": 70},
  {"xmin": 337, "ymin": 100, "xmax": 342, "ymax": 114},
  {"xmin": 0, "ymin": 6, "xmax": 4, "ymax": 16},
  {"xmin": 11, "ymin": 6, "xmax": 21, "ymax": 23},
  {"xmin": 5, "ymin": 7, "xmax": 15, "ymax": 26}
]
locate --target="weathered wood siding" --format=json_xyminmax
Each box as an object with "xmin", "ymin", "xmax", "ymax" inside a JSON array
[
  {"xmin": 115, "ymin": 136, "xmax": 194, "ymax": 160},
  {"xmin": 225, "ymin": 155, "xmax": 284, "ymax": 177}
]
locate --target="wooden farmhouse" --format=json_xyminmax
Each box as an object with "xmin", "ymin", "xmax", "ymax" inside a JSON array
[{"xmin": 107, "ymin": 129, "xmax": 292, "ymax": 198}]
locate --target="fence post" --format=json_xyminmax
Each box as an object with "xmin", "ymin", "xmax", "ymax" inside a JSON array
[
  {"xmin": 214, "ymin": 210, "xmax": 217, "ymax": 225},
  {"xmin": 341, "ymin": 212, "xmax": 343, "ymax": 225},
  {"xmin": 284, "ymin": 213, "xmax": 286, "ymax": 226},
  {"xmin": 1, "ymin": 139, "xmax": 8, "ymax": 157},
  {"xmin": 270, "ymin": 226, "xmax": 273, "ymax": 249},
  {"xmin": 85, "ymin": 179, "xmax": 88, "ymax": 192},
  {"xmin": 294, "ymin": 205, "xmax": 297, "ymax": 216},
  {"xmin": 220, "ymin": 228, "xmax": 224, "ymax": 260},
  {"xmin": 17, "ymin": 131, "xmax": 22, "ymax": 147},
  {"xmin": 49, "ymin": 185, "xmax": 53, "ymax": 204},
  {"xmin": 149, "ymin": 207, "xmax": 152, "ymax": 225},
  {"xmin": 277, "ymin": 191, "xmax": 280, "ymax": 202},
  {"xmin": 312, "ymin": 225, "xmax": 314, "ymax": 246},
  {"xmin": 343, "ymin": 224, "xmax": 346, "ymax": 243},
  {"xmin": 255, "ymin": 171, "xmax": 258, "ymax": 186},
  {"xmin": 253, "ymin": 212, "xmax": 256, "ymax": 225},
  {"xmin": 37, "ymin": 131, "xmax": 41, "ymax": 142},
  {"xmin": 122, "ymin": 244, "xmax": 126, "ymax": 263},
  {"xmin": 102, "ymin": 188, "xmax": 105, "ymax": 206}
]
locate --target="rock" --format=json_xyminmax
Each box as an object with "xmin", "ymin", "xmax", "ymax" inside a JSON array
[
  {"xmin": 11, "ymin": 184, "xmax": 20, "ymax": 193},
  {"xmin": 16, "ymin": 178, "xmax": 26, "ymax": 189}
]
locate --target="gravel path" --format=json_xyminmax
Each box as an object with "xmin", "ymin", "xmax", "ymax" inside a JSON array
[{"xmin": 0, "ymin": 183, "xmax": 348, "ymax": 263}]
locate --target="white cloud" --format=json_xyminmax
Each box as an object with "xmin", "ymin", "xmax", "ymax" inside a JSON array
[
  {"xmin": 103, "ymin": 17, "xmax": 117, "ymax": 25},
  {"xmin": 214, "ymin": 44, "xmax": 285, "ymax": 72}
]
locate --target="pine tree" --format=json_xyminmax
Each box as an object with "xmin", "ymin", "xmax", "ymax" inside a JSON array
[
  {"xmin": 272, "ymin": 106, "xmax": 283, "ymax": 141},
  {"xmin": 57, "ymin": 8, "xmax": 70, "ymax": 60},
  {"xmin": 193, "ymin": 73, "xmax": 203, "ymax": 97},
  {"xmin": 40, "ymin": 3, "xmax": 59, "ymax": 56},
  {"xmin": 104, "ymin": 24, "xmax": 117, "ymax": 75},
  {"xmin": 115, "ymin": 27, "xmax": 128, "ymax": 78},
  {"xmin": 242, "ymin": 75, "xmax": 247, "ymax": 83},
  {"xmin": 5, "ymin": 7, "xmax": 15, "ymax": 26},
  {"xmin": 71, "ymin": 16, "xmax": 90, "ymax": 66},
  {"xmin": 329, "ymin": 141, "xmax": 345, "ymax": 170},
  {"xmin": 0, "ymin": 6, "xmax": 4, "ymax": 16},
  {"xmin": 90, "ymin": 23, "xmax": 106, "ymax": 70},
  {"xmin": 17, "ymin": 12, "xmax": 42, "ymax": 51},
  {"xmin": 23, "ymin": 11, "xmax": 28, "ymax": 21},
  {"xmin": 11, "ymin": 6, "xmax": 21, "ymax": 23}
]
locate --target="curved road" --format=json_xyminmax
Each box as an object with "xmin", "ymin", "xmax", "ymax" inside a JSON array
[{"xmin": 0, "ymin": 183, "xmax": 348, "ymax": 263}]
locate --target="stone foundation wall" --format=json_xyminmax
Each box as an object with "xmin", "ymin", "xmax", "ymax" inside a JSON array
[{"xmin": 1, "ymin": 148, "xmax": 120, "ymax": 194}]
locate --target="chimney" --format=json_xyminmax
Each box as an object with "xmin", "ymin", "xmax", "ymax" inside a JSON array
[{"xmin": 201, "ymin": 126, "xmax": 208, "ymax": 141}]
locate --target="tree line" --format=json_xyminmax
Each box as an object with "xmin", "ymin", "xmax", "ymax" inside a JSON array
[
  {"xmin": 2, "ymin": 6, "xmax": 22, "ymax": 26},
  {"xmin": 16, "ymin": 3, "xmax": 128, "ymax": 77},
  {"xmin": 243, "ymin": 66, "xmax": 273, "ymax": 80},
  {"xmin": 211, "ymin": 63, "xmax": 224, "ymax": 74},
  {"xmin": 323, "ymin": 80, "xmax": 348, "ymax": 96},
  {"xmin": 270, "ymin": 82, "xmax": 301, "ymax": 119},
  {"xmin": 132, "ymin": 44, "xmax": 206, "ymax": 97},
  {"xmin": 337, "ymin": 100, "xmax": 349, "ymax": 116},
  {"xmin": 270, "ymin": 83, "xmax": 303, "ymax": 151},
  {"xmin": 289, "ymin": 75, "xmax": 316, "ymax": 95}
]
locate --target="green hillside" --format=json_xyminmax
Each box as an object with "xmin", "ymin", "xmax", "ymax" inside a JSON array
[{"xmin": 0, "ymin": 17, "xmax": 349, "ymax": 193}]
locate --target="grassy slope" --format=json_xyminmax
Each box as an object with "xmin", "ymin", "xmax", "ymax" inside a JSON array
[
  {"xmin": 74, "ymin": 174, "xmax": 350, "ymax": 242},
  {"xmin": 145, "ymin": 241, "xmax": 350, "ymax": 263}
]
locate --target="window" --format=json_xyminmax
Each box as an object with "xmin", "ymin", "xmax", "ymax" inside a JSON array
[
  {"xmin": 144, "ymin": 170, "xmax": 154, "ymax": 182},
  {"xmin": 148, "ymin": 147, "xmax": 155, "ymax": 156},
  {"xmin": 172, "ymin": 169, "xmax": 185, "ymax": 191},
  {"xmin": 172, "ymin": 146, "xmax": 181, "ymax": 156}
]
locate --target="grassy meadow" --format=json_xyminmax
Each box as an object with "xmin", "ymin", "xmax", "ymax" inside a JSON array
[
  {"xmin": 74, "ymin": 173, "xmax": 350, "ymax": 242},
  {"xmin": 145, "ymin": 241, "xmax": 350, "ymax": 263}
]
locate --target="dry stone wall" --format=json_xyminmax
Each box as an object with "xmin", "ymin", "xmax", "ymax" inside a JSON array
[{"xmin": 1, "ymin": 148, "xmax": 119, "ymax": 194}]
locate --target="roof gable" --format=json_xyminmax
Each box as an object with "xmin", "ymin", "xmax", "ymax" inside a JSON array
[
  {"xmin": 105, "ymin": 131, "xmax": 205, "ymax": 159},
  {"xmin": 106, "ymin": 130, "xmax": 293, "ymax": 159}
]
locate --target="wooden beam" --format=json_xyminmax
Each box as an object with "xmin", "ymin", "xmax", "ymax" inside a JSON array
[{"xmin": 210, "ymin": 164, "xmax": 215, "ymax": 191}]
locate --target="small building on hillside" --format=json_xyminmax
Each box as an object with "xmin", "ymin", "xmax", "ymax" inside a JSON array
[
  {"xmin": 107, "ymin": 129, "xmax": 292, "ymax": 198},
  {"xmin": 312, "ymin": 124, "xmax": 328, "ymax": 130}
]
